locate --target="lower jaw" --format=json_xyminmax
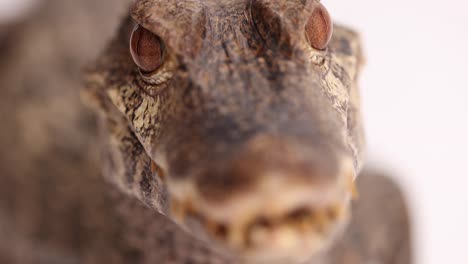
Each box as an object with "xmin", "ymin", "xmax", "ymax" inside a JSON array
[
  {"xmin": 238, "ymin": 218, "xmax": 349, "ymax": 264},
  {"xmin": 166, "ymin": 186, "xmax": 353, "ymax": 261},
  {"xmin": 178, "ymin": 207, "xmax": 350, "ymax": 264}
]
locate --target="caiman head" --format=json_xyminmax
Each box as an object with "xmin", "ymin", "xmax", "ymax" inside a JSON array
[{"xmin": 85, "ymin": 0, "xmax": 365, "ymax": 263}]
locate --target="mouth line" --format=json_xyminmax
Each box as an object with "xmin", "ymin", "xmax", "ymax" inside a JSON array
[
  {"xmin": 156, "ymin": 156, "xmax": 357, "ymax": 255},
  {"xmin": 171, "ymin": 189, "xmax": 352, "ymax": 254}
]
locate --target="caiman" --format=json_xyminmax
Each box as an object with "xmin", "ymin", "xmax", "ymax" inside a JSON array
[{"xmin": 0, "ymin": 0, "xmax": 412, "ymax": 263}]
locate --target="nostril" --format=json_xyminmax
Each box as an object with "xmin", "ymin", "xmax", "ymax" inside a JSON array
[
  {"xmin": 326, "ymin": 204, "xmax": 342, "ymax": 221},
  {"xmin": 247, "ymin": 216, "xmax": 273, "ymax": 247}
]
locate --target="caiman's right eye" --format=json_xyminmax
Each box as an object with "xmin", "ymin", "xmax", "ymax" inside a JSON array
[{"xmin": 130, "ymin": 24, "xmax": 164, "ymax": 73}]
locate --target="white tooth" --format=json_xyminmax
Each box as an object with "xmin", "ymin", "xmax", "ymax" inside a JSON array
[
  {"xmin": 274, "ymin": 226, "xmax": 299, "ymax": 250},
  {"xmin": 349, "ymin": 176, "xmax": 359, "ymax": 199},
  {"xmin": 170, "ymin": 199, "xmax": 186, "ymax": 224},
  {"xmin": 229, "ymin": 225, "xmax": 245, "ymax": 248},
  {"xmin": 250, "ymin": 226, "xmax": 269, "ymax": 246}
]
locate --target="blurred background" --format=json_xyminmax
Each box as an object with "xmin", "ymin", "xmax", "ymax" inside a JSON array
[
  {"xmin": 327, "ymin": 0, "xmax": 468, "ymax": 264},
  {"xmin": 1, "ymin": 0, "xmax": 467, "ymax": 263},
  {"xmin": 0, "ymin": 0, "xmax": 37, "ymax": 23}
]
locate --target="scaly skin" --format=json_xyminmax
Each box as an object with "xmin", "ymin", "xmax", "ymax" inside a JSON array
[
  {"xmin": 0, "ymin": 0, "xmax": 411, "ymax": 263},
  {"xmin": 85, "ymin": 1, "xmax": 366, "ymax": 261}
]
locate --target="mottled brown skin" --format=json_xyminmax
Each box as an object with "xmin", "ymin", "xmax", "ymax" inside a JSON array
[
  {"xmin": 0, "ymin": 0, "xmax": 411, "ymax": 263},
  {"xmin": 85, "ymin": 0, "xmax": 367, "ymax": 261}
]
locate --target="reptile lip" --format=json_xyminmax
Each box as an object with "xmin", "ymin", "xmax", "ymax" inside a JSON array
[
  {"xmin": 167, "ymin": 155, "xmax": 356, "ymax": 262},
  {"xmin": 178, "ymin": 199, "xmax": 350, "ymax": 263}
]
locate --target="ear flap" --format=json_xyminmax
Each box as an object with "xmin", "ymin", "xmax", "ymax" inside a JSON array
[{"xmin": 132, "ymin": 0, "xmax": 206, "ymax": 58}]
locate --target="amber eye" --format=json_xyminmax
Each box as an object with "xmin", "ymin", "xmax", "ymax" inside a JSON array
[
  {"xmin": 305, "ymin": 2, "xmax": 333, "ymax": 50},
  {"xmin": 130, "ymin": 24, "xmax": 164, "ymax": 73}
]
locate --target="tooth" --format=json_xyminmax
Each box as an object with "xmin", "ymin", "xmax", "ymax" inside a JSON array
[
  {"xmin": 327, "ymin": 204, "xmax": 342, "ymax": 220},
  {"xmin": 170, "ymin": 199, "xmax": 186, "ymax": 223},
  {"xmin": 150, "ymin": 161, "xmax": 165, "ymax": 181},
  {"xmin": 315, "ymin": 210, "xmax": 329, "ymax": 233},
  {"xmin": 300, "ymin": 217, "xmax": 311, "ymax": 232},
  {"xmin": 250, "ymin": 225, "xmax": 269, "ymax": 246},
  {"xmin": 276, "ymin": 226, "xmax": 298, "ymax": 249},
  {"xmin": 347, "ymin": 173, "xmax": 359, "ymax": 199},
  {"xmin": 206, "ymin": 221, "xmax": 218, "ymax": 234},
  {"xmin": 351, "ymin": 182, "xmax": 359, "ymax": 199},
  {"xmin": 229, "ymin": 225, "xmax": 246, "ymax": 248}
]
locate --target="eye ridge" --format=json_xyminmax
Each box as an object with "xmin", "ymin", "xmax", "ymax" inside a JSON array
[
  {"xmin": 305, "ymin": 2, "xmax": 333, "ymax": 51},
  {"xmin": 130, "ymin": 24, "xmax": 165, "ymax": 74}
]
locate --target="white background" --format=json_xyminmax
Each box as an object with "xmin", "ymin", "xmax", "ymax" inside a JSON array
[
  {"xmin": 0, "ymin": 0, "xmax": 37, "ymax": 22},
  {"xmin": 1, "ymin": 0, "xmax": 467, "ymax": 263},
  {"xmin": 327, "ymin": 0, "xmax": 468, "ymax": 263}
]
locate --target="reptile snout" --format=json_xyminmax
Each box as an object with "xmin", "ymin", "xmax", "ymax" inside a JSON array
[{"xmin": 168, "ymin": 135, "xmax": 356, "ymax": 263}]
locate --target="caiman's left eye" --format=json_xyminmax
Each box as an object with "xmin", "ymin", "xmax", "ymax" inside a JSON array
[
  {"xmin": 305, "ymin": 2, "xmax": 333, "ymax": 50},
  {"xmin": 130, "ymin": 24, "xmax": 164, "ymax": 73}
]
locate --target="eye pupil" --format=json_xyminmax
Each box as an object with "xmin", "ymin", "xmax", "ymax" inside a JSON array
[
  {"xmin": 130, "ymin": 24, "xmax": 163, "ymax": 73},
  {"xmin": 305, "ymin": 3, "xmax": 333, "ymax": 50}
]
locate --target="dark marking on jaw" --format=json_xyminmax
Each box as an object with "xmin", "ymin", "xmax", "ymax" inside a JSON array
[
  {"xmin": 140, "ymin": 162, "xmax": 153, "ymax": 195},
  {"xmin": 104, "ymin": 147, "xmax": 117, "ymax": 177},
  {"xmin": 331, "ymin": 62, "xmax": 351, "ymax": 89},
  {"xmin": 120, "ymin": 83, "xmax": 144, "ymax": 122},
  {"xmin": 122, "ymin": 136, "xmax": 145, "ymax": 185},
  {"xmin": 327, "ymin": 62, "xmax": 351, "ymax": 115}
]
